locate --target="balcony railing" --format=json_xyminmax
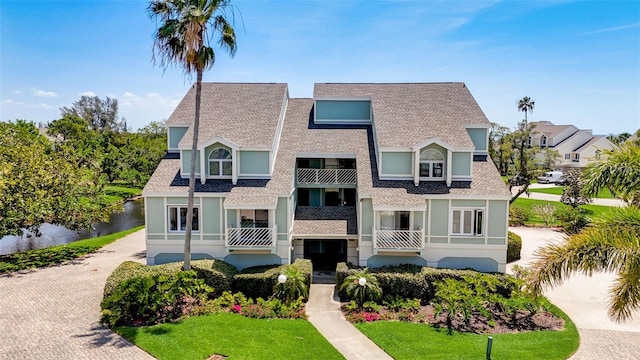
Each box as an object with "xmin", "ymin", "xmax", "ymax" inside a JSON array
[
  {"xmin": 373, "ymin": 228, "xmax": 424, "ymax": 250},
  {"xmin": 297, "ymin": 168, "xmax": 357, "ymax": 184},
  {"xmin": 226, "ymin": 226, "xmax": 276, "ymax": 248}
]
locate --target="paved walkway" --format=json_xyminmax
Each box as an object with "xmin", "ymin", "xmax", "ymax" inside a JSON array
[
  {"xmin": 306, "ymin": 284, "xmax": 393, "ymax": 360},
  {"xmin": 508, "ymin": 227, "xmax": 640, "ymax": 360},
  {"xmin": 0, "ymin": 230, "xmax": 152, "ymax": 360}
]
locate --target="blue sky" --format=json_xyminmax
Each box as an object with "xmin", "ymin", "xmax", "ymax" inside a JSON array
[{"xmin": 1, "ymin": 0, "xmax": 639, "ymax": 134}]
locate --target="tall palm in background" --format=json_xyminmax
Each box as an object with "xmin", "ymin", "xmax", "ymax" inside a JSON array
[
  {"xmin": 517, "ymin": 96, "xmax": 535, "ymax": 123},
  {"xmin": 528, "ymin": 142, "xmax": 640, "ymax": 322},
  {"xmin": 149, "ymin": 0, "xmax": 237, "ymax": 270}
]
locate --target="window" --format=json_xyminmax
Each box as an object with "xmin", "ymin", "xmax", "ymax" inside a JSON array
[
  {"xmin": 419, "ymin": 149, "xmax": 444, "ymax": 179},
  {"xmin": 573, "ymin": 153, "xmax": 580, "ymax": 162},
  {"xmin": 564, "ymin": 153, "xmax": 571, "ymax": 160},
  {"xmin": 595, "ymin": 150, "xmax": 601, "ymax": 160},
  {"xmin": 527, "ymin": 136, "xmax": 532, "ymax": 147},
  {"xmin": 379, "ymin": 211, "xmax": 410, "ymax": 230},
  {"xmin": 451, "ymin": 209, "xmax": 483, "ymax": 236},
  {"xmin": 209, "ymin": 147, "xmax": 232, "ymax": 177},
  {"xmin": 540, "ymin": 135, "xmax": 547, "ymax": 147},
  {"xmin": 240, "ymin": 209, "xmax": 269, "ymax": 228},
  {"xmin": 168, "ymin": 206, "xmax": 199, "ymax": 232}
]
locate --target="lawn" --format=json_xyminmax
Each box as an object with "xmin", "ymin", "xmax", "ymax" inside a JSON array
[
  {"xmin": 355, "ymin": 305, "xmax": 578, "ymax": 360},
  {"xmin": 512, "ymin": 198, "xmax": 613, "ymax": 225},
  {"xmin": 104, "ymin": 185, "xmax": 143, "ymax": 204},
  {"xmin": 116, "ymin": 312, "xmax": 344, "ymax": 360},
  {"xmin": 0, "ymin": 225, "xmax": 144, "ymax": 273},
  {"xmin": 528, "ymin": 186, "xmax": 614, "ymax": 198}
]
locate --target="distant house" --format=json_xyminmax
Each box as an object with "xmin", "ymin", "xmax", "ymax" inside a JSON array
[
  {"xmin": 143, "ymin": 82, "xmax": 511, "ymax": 273},
  {"xmin": 528, "ymin": 121, "xmax": 616, "ymax": 169}
]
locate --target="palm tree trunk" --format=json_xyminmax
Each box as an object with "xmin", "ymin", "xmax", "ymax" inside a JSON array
[{"xmin": 184, "ymin": 69, "xmax": 203, "ymax": 271}]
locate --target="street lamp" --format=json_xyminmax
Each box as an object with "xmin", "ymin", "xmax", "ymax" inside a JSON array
[{"xmin": 358, "ymin": 277, "xmax": 367, "ymax": 286}]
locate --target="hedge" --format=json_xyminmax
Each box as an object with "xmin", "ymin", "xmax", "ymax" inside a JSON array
[
  {"xmin": 232, "ymin": 259, "xmax": 312, "ymax": 300},
  {"xmin": 507, "ymin": 231, "xmax": 522, "ymax": 263},
  {"xmin": 103, "ymin": 259, "xmax": 237, "ymax": 299},
  {"xmin": 336, "ymin": 262, "xmax": 519, "ymax": 303}
]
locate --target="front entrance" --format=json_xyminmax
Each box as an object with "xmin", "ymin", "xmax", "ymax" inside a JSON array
[{"xmin": 303, "ymin": 239, "xmax": 347, "ymax": 271}]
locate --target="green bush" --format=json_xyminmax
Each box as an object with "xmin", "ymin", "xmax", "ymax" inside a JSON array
[
  {"xmin": 507, "ymin": 231, "xmax": 522, "ymax": 263},
  {"xmin": 340, "ymin": 270, "xmax": 382, "ymax": 306},
  {"xmin": 509, "ymin": 205, "xmax": 529, "ymax": 226},
  {"xmin": 232, "ymin": 259, "xmax": 312, "ymax": 301},
  {"xmin": 554, "ymin": 207, "xmax": 590, "ymax": 234},
  {"xmin": 103, "ymin": 259, "xmax": 237, "ymax": 299},
  {"xmin": 101, "ymin": 271, "xmax": 212, "ymax": 327}
]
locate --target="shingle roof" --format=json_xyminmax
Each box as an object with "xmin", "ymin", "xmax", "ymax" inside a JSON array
[
  {"xmin": 313, "ymin": 83, "xmax": 489, "ymax": 149},
  {"xmin": 529, "ymin": 121, "xmax": 576, "ymax": 139},
  {"xmin": 169, "ymin": 83, "xmax": 288, "ymax": 149}
]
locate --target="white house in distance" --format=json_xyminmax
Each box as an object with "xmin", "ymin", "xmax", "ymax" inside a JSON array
[
  {"xmin": 142, "ymin": 82, "xmax": 511, "ymax": 272},
  {"xmin": 529, "ymin": 121, "xmax": 616, "ymax": 169}
]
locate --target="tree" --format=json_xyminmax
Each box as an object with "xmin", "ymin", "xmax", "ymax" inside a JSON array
[
  {"xmin": 517, "ymin": 96, "xmax": 535, "ymax": 123},
  {"xmin": 538, "ymin": 148, "xmax": 561, "ymax": 170},
  {"xmin": 149, "ymin": 0, "xmax": 237, "ymax": 270},
  {"xmin": 508, "ymin": 120, "xmax": 538, "ymax": 203},
  {"xmin": 489, "ymin": 123, "xmax": 513, "ymax": 176},
  {"xmin": 607, "ymin": 132, "xmax": 632, "ymax": 145},
  {"xmin": 527, "ymin": 207, "xmax": 640, "ymax": 322},
  {"xmin": 560, "ymin": 169, "xmax": 591, "ymax": 208},
  {"xmin": 582, "ymin": 142, "xmax": 640, "ymax": 207},
  {"xmin": 60, "ymin": 95, "xmax": 123, "ymax": 132},
  {"xmin": 47, "ymin": 114, "xmax": 91, "ymax": 142},
  {"xmin": 0, "ymin": 121, "xmax": 113, "ymax": 236}
]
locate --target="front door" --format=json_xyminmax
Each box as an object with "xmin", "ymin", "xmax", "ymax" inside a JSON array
[{"xmin": 303, "ymin": 239, "xmax": 347, "ymax": 271}]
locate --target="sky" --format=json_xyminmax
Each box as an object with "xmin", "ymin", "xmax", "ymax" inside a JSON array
[{"xmin": 1, "ymin": 0, "xmax": 639, "ymax": 134}]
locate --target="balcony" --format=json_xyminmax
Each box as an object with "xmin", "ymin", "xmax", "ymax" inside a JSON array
[
  {"xmin": 373, "ymin": 228, "xmax": 424, "ymax": 250},
  {"xmin": 297, "ymin": 168, "xmax": 357, "ymax": 185},
  {"xmin": 226, "ymin": 226, "xmax": 276, "ymax": 249}
]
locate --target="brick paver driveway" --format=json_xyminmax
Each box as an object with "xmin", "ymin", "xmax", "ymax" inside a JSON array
[
  {"xmin": 509, "ymin": 227, "xmax": 640, "ymax": 360},
  {"xmin": 0, "ymin": 230, "xmax": 153, "ymax": 360}
]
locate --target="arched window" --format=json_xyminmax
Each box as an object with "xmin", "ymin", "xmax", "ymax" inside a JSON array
[
  {"xmin": 419, "ymin": 149, "xmax": 444, "ymax": 179},
  {"xmin": 540, "ymin": 135, "xmax": 547, "ymax": 147},
  {"xmin": 209, "ymin": 147, "xmax": 232, "ymax": 177}
]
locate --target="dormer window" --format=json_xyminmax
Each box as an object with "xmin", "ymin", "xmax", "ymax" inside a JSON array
[
  {"xmin": 209, "ymin": 147, "xmax": 232, "ymax": 177},
  {"xmin": 419, "ymin": 149, "xmax": 444, "ymax": 179},
  {"xmin": 540, "ymin": 135, "xmax": 547, "ymax": 147}
]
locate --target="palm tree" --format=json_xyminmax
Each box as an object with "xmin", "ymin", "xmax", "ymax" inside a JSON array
[
  {"xmin": 149, "ymin": 0, "xmax": 237, "ymax": 270},
  {"xmin": 517, "ymin": 96, "xmax": 535, "ymax": 123},
  {"xmin": 528, "ymin": 143, "xmax": 640, "ymax": 322}
]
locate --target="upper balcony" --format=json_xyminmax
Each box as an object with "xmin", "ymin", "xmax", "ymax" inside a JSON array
[
  {"xmin": 226, "ymin": 225, "xmax": 277, "ymax": 250},
  {"xmin": 373, "ymin": 227, "xmax": 424, "ymax": 251},
  {"xmin": 296, "ymin": 158, "xmax": 357, "ymax": 185}
]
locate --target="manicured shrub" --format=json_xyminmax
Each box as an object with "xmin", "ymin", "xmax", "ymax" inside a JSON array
[
  {"xmin": 100, "ymin": 271, "xmax": 213, "ymax": 327},
  {"xmin": 340, "ymin": 270, "xmax": 382, "ymax": 306},
  {"xmin": 232, "ymin": 259, "xmax": 312, "ymax": 301},
  {"xmin": 554, "ymin": 207, "xmax": 590, "ymax": 234},
  {"xmin": 273, "ymin": 266, "xmax": 309, "ymax": 303},
  {"xmin": 509, "ymin": 205, "xmax": 529, "ymax": 226},
  {"xmin": 507, "ymin": 231, "xmax": 522, "ymax": 263}
]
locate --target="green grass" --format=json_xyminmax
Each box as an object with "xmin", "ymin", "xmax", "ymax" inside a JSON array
[
  {"xmin": 355, "ymin": 305, "xmax": 578, "ymax": 360},
  {"xmin": 528, "ymin": 186, "xmax": 614, "ymax": 198},
  {"xmin": 105, "ymin": 185, "xmax": 142, "ymax": 200},
  {"xmin": 512, "ymin": 198, "xmax": 614, "ymax": 225},
  {"xmin": 116, "ymin": 312, "xmax": 344, "ymax": 360},
  {"xmin": 0, "ymin": 225, "xmax": 144, "ymax": 273}
]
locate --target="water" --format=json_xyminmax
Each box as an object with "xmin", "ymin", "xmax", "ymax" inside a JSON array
[{"xmin": 0, "ymin": 199, "xmax": 145, "ymax": 255}]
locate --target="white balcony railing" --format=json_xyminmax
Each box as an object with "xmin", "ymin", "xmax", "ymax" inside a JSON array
[
  {"xmin": 297, "ymin": 168, "xmax": 357, "ymax": 184},
  {"xmin": 373, "ymin": 228, "xmax": 424, "ymax": 250},
  {"xmin": 226, "ymin": 226, "xmax": 276, "ymax": 248}
]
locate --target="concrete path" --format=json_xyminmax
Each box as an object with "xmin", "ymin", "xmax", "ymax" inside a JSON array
[
  {"xmin": 508, "ymin": 227, "xmax": 640, "ymax": 360},
  {"xmin": 306, "ymin": 284, "xmax": 393, "ymax": 360},
  {"xmin": 0, "ymin": 230, "xmax": 153, "ymax": 360},
  {"xmin": 514, "ymin": 183, "xmax": 626, "ymax": 207}
]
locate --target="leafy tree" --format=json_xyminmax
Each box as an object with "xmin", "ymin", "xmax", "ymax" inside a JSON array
[
  {"xmin": 560, "ymin": 169, "xmax": 592, "ymax": 208},
  {"xmin": 0, "ymin": 121, "xmax": 113, "ymax": 236},
  {"xmin": 489, "ymin": 123, "xmax": 513, "ymax": 176},
  {"xmin": 60, "ymin": 95, "xmax": 123, "ymax": 133},
  {"xmin": 47, "ymin": 114, "xmax": 91, "ymax": 142},
  {"xmin": 583, "ymin": 142, "xmax": 640, "ymax": 207},
  {"xmin": 149, "ymin": 0, "xmax": 238, "ymax": 270},
  {"xmin": 508, "ymin": 120, "xmax": 539, "ymax": 203},
  {"xmin": 607, "ymin": 132, "xmax": 632, "ymax": 145},
  {"xmin": 538, "ymin": 147, "xmax": 561, "ymax": 170},
  {"xmin": 527, "ymin": 207, "xmax": 640, "ymax": 322}
]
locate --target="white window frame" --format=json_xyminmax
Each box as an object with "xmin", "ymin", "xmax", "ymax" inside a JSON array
[
  {"xmin": 208, "ymin": 147, "xmax": 232, "ymax": 179},
  {"xmin": 419, "ymin": 149, "xmax": 445, "ymax": 181},
  {"xmin": 573, "ymin": 153, "xmax": 580, "ymax": 162},
  {"xmin": 377, "ymin": 211, "xmax": 412, "ymax": 230},
  {"xmin": 238, "ymin": 209, "xmax": 269, "ymax": 228},
  {"xmin": 595, "ymin": 150, "xmax": 601, "ymax": 160},
  {"xmin": 540, "ymin": 135, "xmax": 547, "ymax": 147},
  {"xmin": 564, "ymin": 153, "xmax": 571, "ymax": 160},
  {"xmin": 450, "ymin": 208, "xmax": 484, "ymax": 236},
  {"xmin": 168, "ymin": 206, "xmax": 200, "ymax": 232}
]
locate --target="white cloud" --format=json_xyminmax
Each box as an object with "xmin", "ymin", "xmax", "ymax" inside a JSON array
[
  {"xmin": 14, "ymin": 90, "xmax": 22, "ymax": 95},
  {"xmin": 31, "ymin": 88, "xmax": 58, "ymax": 98},
  {"xmin": 2, "ymin": 99, "xmax": 24, "ymax": 105},
  {"xmin": 580, "ymin": 22, "xmax": 640, "ymax": 36},
  {"xmin": 118, "ymin": 91, "xmax": 183, "ymax": 130},
  {"xmin": 79, "ymin": 91, "xmax": 96, "ymax": 97}
]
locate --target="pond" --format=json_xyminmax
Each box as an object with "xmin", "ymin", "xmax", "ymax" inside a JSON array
[{"xmin": 0, "ymin": 199, "xmax": 145, "ymax": 255}]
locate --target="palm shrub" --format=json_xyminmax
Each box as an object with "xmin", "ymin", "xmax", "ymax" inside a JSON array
[
  {"xmin": 273, "ymin": 266, "xmax": 309, "ymax": 303},
  {"xmin": 432, "ymin": 278, "xmax": 477, "ymax": 334},
  {"xmin": 340, "ymin": 270, "xmax": 382, "ymax": 307}
]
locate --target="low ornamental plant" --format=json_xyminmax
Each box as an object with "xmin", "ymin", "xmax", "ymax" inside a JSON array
[{"xmin": 340, "ymin": 270, "xmax": 382, "ymax": 307}]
